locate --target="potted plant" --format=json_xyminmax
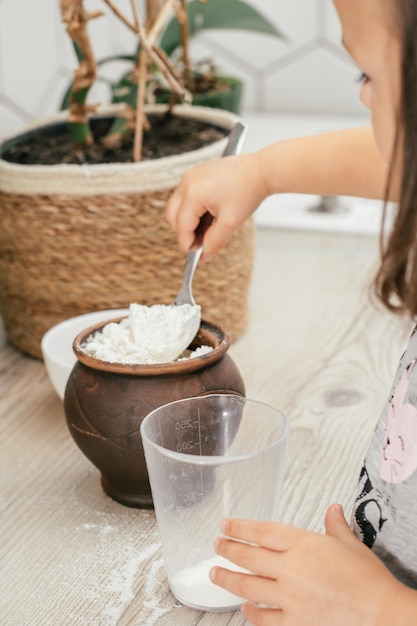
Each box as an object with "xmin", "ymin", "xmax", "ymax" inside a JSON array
[
  {"xmin": 0, "ymin": 0, "xmax": 283, "ymax": 359},
  {"xmin": 58, "ymin": 0, "xmax": 284, "ymax": 156},
  {"xmin": 60, "ymin": 0, "xmax": 284, "ymax": 122}
]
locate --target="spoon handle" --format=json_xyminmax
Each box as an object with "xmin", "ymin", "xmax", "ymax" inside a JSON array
[
  {"xmin": 174, "ymin": 247, "xmax": 203, "ymax": 306},
  {"xmin": 222, "ymin": 121, "xmax": 248, "ymax": 157}
]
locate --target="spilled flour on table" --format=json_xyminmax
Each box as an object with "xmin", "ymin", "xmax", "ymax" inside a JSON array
[
  {"xmin": 101, "ymin": 542, "xmax": 159, "ymax": 623},
  {"xmin": 8, "ymin": 465, "xmax": 181, "ymax": 626},
  {"xmin": 64, "ymin": 469, "xmax": 180, "ymax": 625},
  {"xmin": 81, "ymin": 522, "xmax": 115, "ymax": 536},
  {"xmin": 142, "ymin": 555, "xmax": 178, "ymax": 626},
  {"xmin": 74, "ymin": 515, "xmax": 178, "ymax": 625},
  {"xmin": 143, "ymin": 554, "xmax": 165, "ymax": 598}
]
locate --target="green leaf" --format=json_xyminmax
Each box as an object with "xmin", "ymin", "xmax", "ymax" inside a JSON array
[
  {"xmin": 105, "ymin": 115, "xmax": 131, "ymax": 141},
  {"xmin": 60, "ymin": 82, "xmax": 73, "ymax": 110},
  {"xmin": 0, "ymin": 135, "xmax": 21, "ymax": 156},
  {"xmin": 97, "ymin": 53, "xmax": 136, "ymax": 66},
  {"xmin": 156, "ymin": 75, "xmax": 243, "ymax": 113},
  {"xmin": 159, "ymin": 0, "xmax": 286, "ymax": 57},
  {"xmin": 110, "ymin": 74, "xmax": 137, "ymax": 105},
  {"xmin": 73, "ymin": 41, "xmax": 83, "ymax": 64},
  {"xmin": 68, "ymin": 121, "xmax": 93, "ymax": 145}
]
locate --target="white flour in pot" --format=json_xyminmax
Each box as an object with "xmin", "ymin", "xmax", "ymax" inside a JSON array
[{"xmin": 82, "ymin": 303, "xmax": 212, "ymax": 364}]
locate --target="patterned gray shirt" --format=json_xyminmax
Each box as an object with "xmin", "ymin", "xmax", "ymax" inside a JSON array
[{"xmin": 352, "ymin": 326, "xmax": 417, "ymax": 588}]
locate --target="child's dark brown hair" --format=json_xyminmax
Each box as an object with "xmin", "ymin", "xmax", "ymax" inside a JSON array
[{"xmin": 375, "ymin": 0, "xmax": 417, "ymax": 319}]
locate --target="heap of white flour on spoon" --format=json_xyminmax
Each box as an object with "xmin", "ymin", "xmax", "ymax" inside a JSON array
[{"xmin": 82, "ymin": 303, "xmax": 212, "ymax": 365}]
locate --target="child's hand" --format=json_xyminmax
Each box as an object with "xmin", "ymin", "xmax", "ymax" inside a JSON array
[
  {"xmin": 210, "ymin": 504, "xmax": 410, "ymax": 626},
  {"xmin": 165, "ymin": 153, "xmax": 266, "ymax": 260}
]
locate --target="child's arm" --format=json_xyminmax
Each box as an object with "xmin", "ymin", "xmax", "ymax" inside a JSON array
[
  {"xmin": 210, "ymin": 505, "xmax": 417, "ymax": 626},
  {"xmin": 166, "ymin": 125, "xmax": 393, "ymax": 259}
]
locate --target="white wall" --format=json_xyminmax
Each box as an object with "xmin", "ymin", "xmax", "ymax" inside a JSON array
[{"xmin": 0, "ymin": 0, "xmax": 367, "ymax": 139}]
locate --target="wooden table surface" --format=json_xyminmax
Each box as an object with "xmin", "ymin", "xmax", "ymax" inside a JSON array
[{"xmin": 0, "ymin": 227, "xmax": 412, "ymax": 626}]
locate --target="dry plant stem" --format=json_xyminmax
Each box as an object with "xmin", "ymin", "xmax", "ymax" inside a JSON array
[
  {"xmin": 99, "ymin": 0, "xmax": 187, "ymax": 160},
  {"xmin": 152, "ymin": 50, "xmax": 189, "ymax": 100},
  {"xmin": 151, "ymin": 48, "xmax": 191, "ymax": 102},
  {"xmin": 129, "ymin": 0, "xmax": 146, "ymax": 162},
  {"xmin": 102, "ymin": 0, "xmax": 186, "ymax": 100},
  {"xmin": 60, "ymin": 1, "xmax": 100, "ymax": 97},
  {"xmin": 176, "ymin": 0, "xmax": 194, "ymax": 92},
  {"xmin": 134, "ymin": 51, "xmax": 148, "ymax": 162},
  {"xmin": 60, "ymin": 0, "xmax": 102, "ymax": 141},
  {"xmin": 134, "ymin": 5, "xmax": 188, "ymax": 101},
  {"xmin": 101, "ymin": 0, "xmax": 136, "ymax": 33},
  {"xmin": 130, "ymin": 0, "xmax": 141, "ymax": 32},
  {"xmin": 146, "ymin": 0, "xmax": 165, "ymax": 27},
  {"xmin": 147, "ymin": 0, "xmax": 177, "ymax": 46}
]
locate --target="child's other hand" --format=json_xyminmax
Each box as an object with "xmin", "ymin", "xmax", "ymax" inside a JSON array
[
  {"xmin": 165, "ymin": 153, "xmax": 265, "ymax": 260},
  {"xmin": 210, "ymin": 504, "xmax": 408, "ymax": 626}
]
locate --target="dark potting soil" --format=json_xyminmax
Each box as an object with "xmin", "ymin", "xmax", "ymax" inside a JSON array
[{"xmin": 1, "ymin": 114, "xmax": 228, "ymax": 166}]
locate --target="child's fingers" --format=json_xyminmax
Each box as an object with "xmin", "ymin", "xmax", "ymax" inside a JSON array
[
  {"xmin": 220, "ymin": 518, "xmax": 301, "ymax": 552},
  {"xmin": 209, "ymin": 567, "xmax": 279, "ymax": 609},
  {"xmin": 242, "ymin": 602, "xmax": 283, "ymax": 626},
  {"xmin": 165, "ymin": 188, "xmax": 181, "ymax": 228},
  {"xmin": 165, "ymin": 202, "xmax": 197, "ymax": 252},
  {"xmin": 214, "ymin": 537, "xmax": 280, "ymax": 580},
  {"xmin": 200, "ymin": 215, "xmax": 239, "ymax": 260},
  {"xmin": 324, "ymin": 503, "xmax": 358, "ymax": 546}
]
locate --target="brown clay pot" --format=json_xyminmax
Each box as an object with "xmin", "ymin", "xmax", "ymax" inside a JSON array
[{"xmin": 63, "ymin": 317, "xmax": 245, "ymax": 508}]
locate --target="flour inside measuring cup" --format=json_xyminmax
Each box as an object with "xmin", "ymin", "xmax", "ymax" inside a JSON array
[{"xmin": 82, "ymin": 303, "xmax": 212, "ymax": 364}]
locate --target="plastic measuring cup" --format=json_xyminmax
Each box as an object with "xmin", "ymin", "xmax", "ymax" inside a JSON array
[{"xmin": 140, "ymin": 394, "xmax": 289, "ymax": 612}]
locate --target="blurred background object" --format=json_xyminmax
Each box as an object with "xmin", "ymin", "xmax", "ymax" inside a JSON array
[{"xmin": 0, "ymin": 0, "xmax": 366, "ymax": 137}]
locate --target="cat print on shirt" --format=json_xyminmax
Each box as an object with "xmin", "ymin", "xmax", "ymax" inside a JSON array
[
  {"xmin": 380, "ymin": 359, "xmax": 417, "ymax": 484},
  {"xmin": 354, "ymin": 466, "xmax": 387, "ymax": 548},
  {"xmin": 352, "ymin": 330, "xmax": 417, "ymax": 585},
  {"xmin": 353, "ymin": 358, "xmax": 417, "ymax": 548}
]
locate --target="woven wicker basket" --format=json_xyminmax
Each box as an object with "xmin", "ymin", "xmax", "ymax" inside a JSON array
[{"xmin": 0, "ymin": 105, "xmax": 255, "ymax": 359}]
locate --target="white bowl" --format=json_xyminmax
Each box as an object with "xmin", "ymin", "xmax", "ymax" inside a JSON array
[{"xmin": 41, "ymin": 309, "xmax": 129, "ymax": 400}]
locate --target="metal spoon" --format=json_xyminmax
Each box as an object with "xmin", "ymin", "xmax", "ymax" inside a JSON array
[{"xmin": 174, "ymin": 121, "xmax": 248, "ymax": 308}]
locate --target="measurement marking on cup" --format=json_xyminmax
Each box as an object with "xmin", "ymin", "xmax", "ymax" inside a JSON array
[
  {"xmin": 179, "ymin": 491, "xmax": 203, "ymax": 503},
  {"xmin": 198, "ymin": 409, "xmax": 204, "ymax": 505},
  {"xmin": 197, "ymin": 409, "xmax": 202, "ymax": 456},
  {"xmin": 174, "ymin": 410, "xmax": 204, "ymax": 453},
  {"xmin": 175, "ymin": 506, "xmax": 193, "ymax": 518},
  {"xmin": 176, "ymin": 440, "xmax": 197, "ymax": 452},
  {"xmin": 175, "ymin": 419, "xmax": 194, "ymax": 430},
  {"xmin": 173, "ymin": 408, "xmax": 205, "ymax": 518}
]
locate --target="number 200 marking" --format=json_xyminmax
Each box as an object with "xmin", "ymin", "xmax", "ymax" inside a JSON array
[
  {"xmin": 175, "ymin": 419, "xmax": 193, "ymax": 430},
  {"xmin": 176, "ymin": 441, "xmax": 194, "ymax": 452}
]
